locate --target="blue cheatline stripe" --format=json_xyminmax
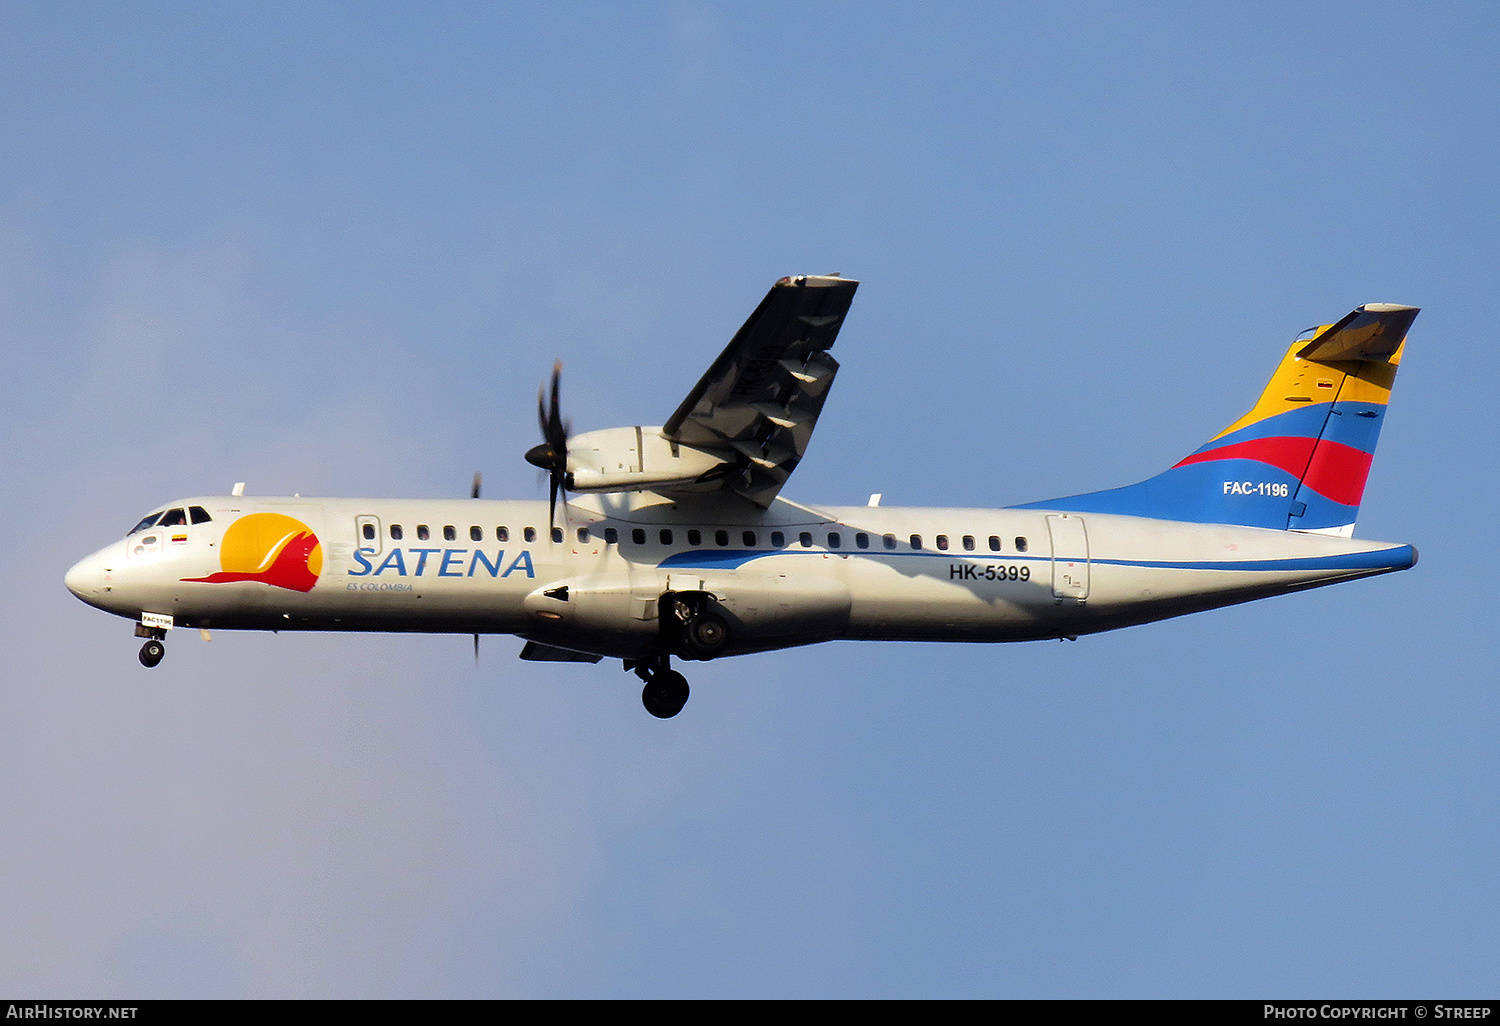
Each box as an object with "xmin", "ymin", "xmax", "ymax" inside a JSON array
[
  {"xmin": 655, "ymin": 545, "xmax": 1415, "ymax": 574},
  {"xmin": 1089, "ymin": 545, "xmax": 1415, "ymax": 573},
  {"xmin": 658, "ymin": 549, "xmax": 768, "ymax": 570}
]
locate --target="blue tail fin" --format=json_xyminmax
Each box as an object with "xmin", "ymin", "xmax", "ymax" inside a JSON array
[{"xmin": 1012, "ymin": 304, "xmax": 1417, "ymax": 535}]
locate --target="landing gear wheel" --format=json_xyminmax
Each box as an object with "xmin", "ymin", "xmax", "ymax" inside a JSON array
[
  {"xmin": 684, "ymin": 612, "xmax": 728, "ymax": 660},
  {"xmin": 139, "ymin": 639, "xmax": 165, "ymax": 668},
  {"xmin": 642, "ymin": 669, "xmax": 690, "ymax": 719}
]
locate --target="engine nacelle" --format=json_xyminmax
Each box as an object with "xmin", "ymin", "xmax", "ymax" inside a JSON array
[{"xmin": 564, "ymin": 426, "xmax": 730, "ymax": 494}]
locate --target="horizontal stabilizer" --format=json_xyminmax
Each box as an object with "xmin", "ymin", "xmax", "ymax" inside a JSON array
[{"xmin": 1298, "ymin": 304, "xmax": 1418, "ymax": 363}]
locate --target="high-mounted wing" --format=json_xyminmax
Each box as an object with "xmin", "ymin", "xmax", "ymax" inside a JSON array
[{"xmin": 662, "ymin": 274, "xmax": 858, "ymax": 506}]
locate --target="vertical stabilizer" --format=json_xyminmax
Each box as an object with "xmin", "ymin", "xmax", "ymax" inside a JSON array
[{"xmin": 1015, "ymin": 304, "xmax": 1417, "ymax": 534}]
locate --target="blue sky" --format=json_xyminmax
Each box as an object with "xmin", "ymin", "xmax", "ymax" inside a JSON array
[{"xmin": 3, "ymin": 2, "xmax": 1497, "ymax": 997}]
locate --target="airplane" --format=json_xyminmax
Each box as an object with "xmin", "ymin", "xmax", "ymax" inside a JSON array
[{"xmin": 64, "ymin": 275, "xmax": 1418, "ymax": 718}]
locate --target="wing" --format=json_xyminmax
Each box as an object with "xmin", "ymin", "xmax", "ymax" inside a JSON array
[{"xmin": 662, "ymin": 274, "xmax": 858, "ymax": 506}]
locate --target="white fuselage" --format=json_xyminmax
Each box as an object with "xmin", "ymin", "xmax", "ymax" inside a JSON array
[{"xmin": 65, "ymin": 491, "xmax": 1417, "ymax": 660}]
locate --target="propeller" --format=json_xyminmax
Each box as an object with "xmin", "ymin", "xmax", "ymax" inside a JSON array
[
  {"xmin": 524, "ymin": 360, "xmax": 571, "ymax": 527},
  {"xmin": 464, "ymin": 466, "xmax": 484, "ymax": 659}
]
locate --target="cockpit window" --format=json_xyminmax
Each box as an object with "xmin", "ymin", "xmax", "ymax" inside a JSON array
[
  {"xmin": 158, "ymin": 508, "xmax": 187, "ymax": 528},
  {"xmin": 189, "ymin": 505, "xmax": 213, "ymax": 524},
  {"xmin": 128, "ymin": 511, "xmax": 164, "ymax": 535}
]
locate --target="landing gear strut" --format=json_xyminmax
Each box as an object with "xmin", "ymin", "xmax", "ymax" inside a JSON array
[{"xmin": 631, "ymin": 655, "xmax": 689, "ymax": 718}]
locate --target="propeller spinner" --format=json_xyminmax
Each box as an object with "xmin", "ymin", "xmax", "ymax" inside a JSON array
[{"xmin": 524, "ymin": 361, "xmax": 571, "ymax": 527}]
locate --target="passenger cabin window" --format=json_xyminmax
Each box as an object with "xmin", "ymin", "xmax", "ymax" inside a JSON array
[
  {"xmin": 524, "ymin": 527, "xmax": 536, "ymax": 542},
  {"xmin": 910, "ymin": 535, "xmax": 923, "ymax": 549},
  {"xmin": 715, "ymin": 530, "xmax": 729, "ymax": 547},
  {"xmin": 1015, "ymin": 536, "xmax": 1028, "ymax": 552},
  {"xmin": 470, "ymin": 526, "xmax": 483, "ymax": 542},
  {"xmin": 989, "ymin": 535, "xmax": 1002, "ymax": 552},
  {"xmin": 659, "ymin": 529, "xmax": 673, "ymax": 545},
  {"xmin": 391, "ymin": 525, "xmax": 404, "ymax": 541},
  {"xmin": 962, "ymin": 535, "xmax": 975, "ymax": 551},
  {"xmin": 362, "ymin": 523, "xmax": 376, "ymax": 541},
  {"xmin": 856, "ymin": 533, "xmax": 869, "ymax": 549},
  {"xmin": 827, "ymin": 532, "xmax": 841, "ymax": 549},
  {"xmin": 551, "ymin": 527, "xmax": 563, "ymax": 543},
  {"xmin": 883, "ymin": 534, "xmax": 897, "ymax": 550},
  {"xmin": 771, "ymin": 531, "xmax": 785, "ymax": 547},
  {"xmin": 189, "ymin": 506, "xmax": 212, "ymax": 525},
  {"xmin": 417, "ymin": 525, "xmax": 430, "ymax": 541},
  {"xmin": 604, "ymin": 528, "xmax": 618, "ymax": 544},
  {"xmin": 799, "ymin": 532, "xmax": 813, "ymax": 548},
  {"xmin": 632, "ymin": 528, "xmax": 646, "ymax": 545},
  {"xmin": 577, "ymin": 528, "xmax": 589, "ymax": 543},
  {"xmin": 687, "ymin": 529, "xmax": 702, "ymax": 546},
  {"xmin": 496, "ymin": 527, "xmax": 508, "ymax": 542},
  {"xmin": 936, "ymin": 535, "xmax": 949, "ymax": 551},
  {"xmin": 443, "ymin": 526, "xmax": 456, "ymax": 542},
  {"xmin": 742, "ymin": 530, "xmax": 756, "ymax": 547}
]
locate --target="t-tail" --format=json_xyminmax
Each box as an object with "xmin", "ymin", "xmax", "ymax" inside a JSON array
[{"xmin": 1015, "ymin": 304, "xmax": 1418, "ymax": 536}]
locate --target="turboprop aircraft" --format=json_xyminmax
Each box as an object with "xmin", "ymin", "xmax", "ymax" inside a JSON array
[{"xmin": 65, "ymin": 275, "xmax": 1418, "ymax": 717}]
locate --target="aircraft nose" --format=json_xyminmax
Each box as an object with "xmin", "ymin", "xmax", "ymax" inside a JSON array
[{"xmin": 65, "ymin": 551, "xmax": 106, "ymax": 602}]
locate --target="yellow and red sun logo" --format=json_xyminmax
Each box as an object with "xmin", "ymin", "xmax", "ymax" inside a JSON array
[{"xmin": 183, "ymin": 513, "xmax": 322, "ymax": 592}]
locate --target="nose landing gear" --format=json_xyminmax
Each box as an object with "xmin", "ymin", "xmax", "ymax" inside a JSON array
[
  {"xmin": 138, "ymin": 639, "xmax": 165, "ymax": 667},
  {"xmin": 135, "ymin": 620, "xmax": 167, "ymax": 668}
]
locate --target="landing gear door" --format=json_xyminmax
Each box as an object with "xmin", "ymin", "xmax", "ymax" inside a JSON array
[
  {"xmin": 628, "ymin": 559, "xmax": 663, "ymax": 622},
  {"xmin": 355, "ymin": 515, "xmax": 383, "ymax": 557},
  {"xmin": 1046, "ymin": 514, "xmax": 1089, "ymax": 603}
]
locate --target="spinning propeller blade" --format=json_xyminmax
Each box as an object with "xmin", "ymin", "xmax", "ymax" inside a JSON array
[{"xmin": 524, "ymin": 361, "xmax": 571, "ymax": 527}]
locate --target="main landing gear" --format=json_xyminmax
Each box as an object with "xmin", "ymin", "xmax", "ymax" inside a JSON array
[
  {"xmin": 663, "ymin": 591, "xmax": 729, "ymax": 661},
  {"xmin": 627, "ymin": 592, "xmax": 732, "ymax": 717},
  {"xmin": 619, "ymin": 591, "xmax": 732, "ymax": 717},
  {"xmin": 630, "ymin": 655, "xmax": 690, "ymax": 719}
]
